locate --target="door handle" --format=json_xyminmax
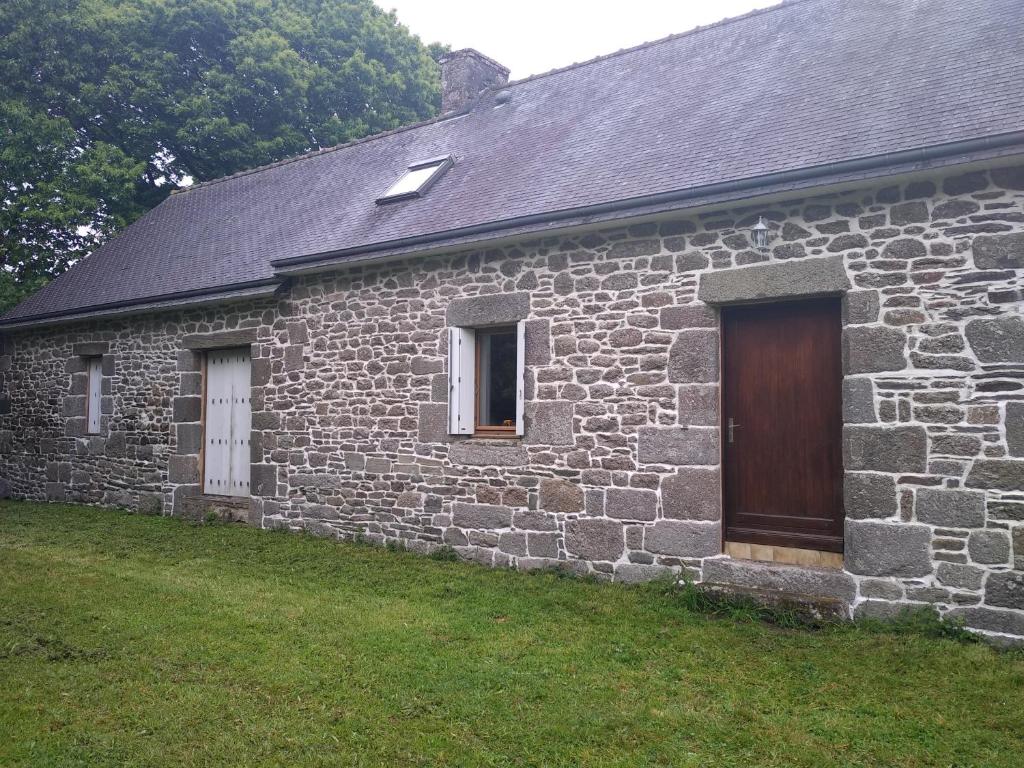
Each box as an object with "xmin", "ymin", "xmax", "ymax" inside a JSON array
[{"xmin": 727, "ymin": 417, "xmax": 740, "ymax": 444}]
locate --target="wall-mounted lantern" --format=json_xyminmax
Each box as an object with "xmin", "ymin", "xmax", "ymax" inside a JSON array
[{"xmin": 750, "ymin": 216, "xmax": 771, "ymax": 251}]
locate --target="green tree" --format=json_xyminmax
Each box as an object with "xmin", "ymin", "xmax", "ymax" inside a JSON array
[{"xmin": 0, "ymin": 0, "xmax": 442, "ymax": 310}]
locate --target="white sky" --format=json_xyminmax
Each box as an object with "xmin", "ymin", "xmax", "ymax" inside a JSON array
[{"xmin": 376, "ymin": 0, "xmax": 773, "ymax": 79}]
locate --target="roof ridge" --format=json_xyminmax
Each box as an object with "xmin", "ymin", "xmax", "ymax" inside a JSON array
[
  {"xmin": 176, "ymin": 0, "xmax": 815, "ymax": 196},
  {"xmin": 496, "ymin": 0, "xmax": 814, "ymax": 90}
]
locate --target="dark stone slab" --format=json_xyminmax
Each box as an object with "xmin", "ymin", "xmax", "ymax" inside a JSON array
[
  {"xmin": 1006, "ymin": 402, "xmax": 1024, "ymax": 457},
  {"xmin": 661, "ymin": 467, "xmax": 721, "ymax": 521},
  {"xmin": 417, "ymin": 403, "xmax": 448, "ymax": 444},
  {"xmin": 968, "ymin": 530, "xmax": 1010, "ymax": 564},
  {"xmin": 972, "ymin": 231, "xmax": 1024, "ymax": 270},
  {"xmin": 845, "ymin": 520, "xmax": 931, "ymax": 577},
  {"xmin": 182, "ymin": 329, "xmax": 258, "ymax": 350},
  {"xmin": 965, "ymin": 460, "xmax": 1024, "ymax": 491},
  {"xmin": 984, "ymin": 571, "xmax": 1024, "ymax": 610},
  {"xmin": 915, "ymin": 488, "xmax": 985, "ymax": 527},
  {"xmin": 668, "ymin": 330, "xmax": 719, "ymax": 383},
  {"xmin": 638, "ymin": 427, "xmax": 719, "ymax": 465},
  {"xmin": 965, "ymin": 315, "xmax": 1024, "ymax": 363},
  {"xmin": 72, "ymin": 341, "xmax": 109, "ymax": 356},
  {"xmin": 843, "ymin": 377, "xmax": 876, "ymax": 423},
  {"xmin": 539, "ymin": 478, "xmax": 583, "ymax": 514},
  {"xmin": 844, "ymin": 472, "xmax": 897, "ymax": 519},
  {"xmin": 702, "ymin": 558, "xmax": 856, "ymax": 604},
  {"xmin": 843, "ymin": 426, "xmax": 927, "ymax": 472},
  {"xmin": 697, "ymin": 255, "xmax": 850, "ymax": 304},
  {"xmin": 446, "ymin": 292, "xmax": 530, "ymax": 326},
  {"xmin": 449, "ymin": 441, "xmax": 528, "ymax": 466},
  {"xmin": 524, "ymin": 319, "xmax": 551, "ymax": 365},
  {"xmin": 605, "ymin": 488, "xmax": 658, "ymax": 521},
  {"xmin": 645, "ymin": 520, "xmax": 720, "ymax": 557},
  {"xmin": 844, "ymin": 326, "xmax": 907, "ymax": 373},
  {"xmin": 564, "ymin": 518, "xmax": 624, "ymax": 561}
]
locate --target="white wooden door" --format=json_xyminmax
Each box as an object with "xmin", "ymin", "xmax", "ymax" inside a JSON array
[{"xmin": 204, "ymin": 349, "xmax": 251, "ymax": 496}]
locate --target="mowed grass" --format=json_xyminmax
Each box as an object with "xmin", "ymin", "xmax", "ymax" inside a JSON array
[{"xmin": 0, "ymin": 502, "xmax": 1022, "ymax": 767}]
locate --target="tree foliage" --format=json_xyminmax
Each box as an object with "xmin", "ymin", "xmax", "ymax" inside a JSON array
[{"xmin": 0, "ymin": 0, "xmax": 442, "ymax": 310}]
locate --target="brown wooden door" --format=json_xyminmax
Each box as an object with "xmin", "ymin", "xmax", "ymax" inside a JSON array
[{"xmin": 722, "ymin": 298, "xmax": 844, "ymax": 552}]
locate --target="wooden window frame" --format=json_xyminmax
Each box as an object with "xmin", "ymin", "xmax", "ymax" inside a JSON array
[{"xmin": 473, "ymin": 326, "xmax": 518, "ymax": 439}]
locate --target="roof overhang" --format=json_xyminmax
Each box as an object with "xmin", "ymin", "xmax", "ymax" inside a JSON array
[
  {"xmin": 272, "ymin": 130, "xmax": 1024, "ymax": 276},
  {"xmin": 0, "ymin": 281, "xmax": 283, "ymax": 331}
]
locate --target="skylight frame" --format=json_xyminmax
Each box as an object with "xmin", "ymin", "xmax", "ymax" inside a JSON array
[{"xmin": 376, "ymin": 155, "xmax": 454, "ymax": 204}]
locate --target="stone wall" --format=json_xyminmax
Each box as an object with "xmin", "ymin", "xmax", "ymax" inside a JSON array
[{"xmin": 1, "ymin": 163, "xmax": 1022, "ymax": 641}]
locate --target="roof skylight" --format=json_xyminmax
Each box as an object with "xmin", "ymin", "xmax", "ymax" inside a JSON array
[{"xmin": 376, "ymin": 155, "xmax": 453, "ymax": 204}]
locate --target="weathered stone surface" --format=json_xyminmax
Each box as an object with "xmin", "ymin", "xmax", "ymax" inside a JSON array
[
  {"xmin": 844, "ymin": 472, "xmax": 897, "ymax": 519},
  {"xmin": 702, "ymin": 558, "xmax": 856, "ymax": 604},
  {"xmin": 645, "ymin": 520, "xmax": 721, "ymax": 557},
  {"xmin": 844, "ymin": 426, "xmax": 927, "ymax": 472},
  {"xmin": 1006, "ymin": 402, "xmax": 1024, "ymax": 457},
  {"xmin": 965, "ymin": 315, "xmax": 1024, "ymax": 363},
  {"xmin": 524, "ymin": 401, "xmax": 574, "ymax": 446},
  {"xmin": 947, "ymin": 606, "xmax": 1024, "ymax": 637},
  {"xmin": 168, "ymin": 455, "xmax": 199, "ymax": 484},
  {"xmin": 614, "ymin": 563, "xmax": 675, "ymax": 584},
  {"xmin": 182, "ymin": 329, "xmax": 257, "ymax": 350},
  {"xmin": 172, "ymin": 396, "xmax": 202, "ymax": 423},
  {"xmin": 667, "ymin": 330, "xmax": 718, "ymax": 383},
  {"xmin": 449, "ymin": 441, "xmax": 528, "ymax": 466},
  {"xmin": 250, "ymin": 464, "xmax": 279, "ymax": 496},
  {"xmin": 844, "ymin": 326, "xmax": 907, "ymax": 373},
  {"xmin": 524, "ymin": 319, "xmax": 551, "ymax": 365},
  {"xmin": 417, "ymin": 403, "xmax": 448, "ymax": 443},
  {"xmin": 965, "ymin": 460, "xmax": 1024, "ymax": 491},
  {"xmin": 638, "ymin": 427, "xmax": 719, "ymax": 465},
  {"xmin": 968, "ymin": 530, "xmax": 1010, "ymax": 564},
  {"xmin": 915, "ymin": 488, "xmax": 985, "ymax": 528},
  {"xmin": 527, "ymin": 532, "xmax": 560, "ymax": 558},
  {"xmin": 661, "ymin": 467, "xmax": 721, "ymax": 521},
  {"xmin": 697, "ymin": 255, "xmax": 850, "ymax": 304},
  {"xmin": 660, "ymin": 304, "xmax": 716, "ymax": 329},
  {"xmin": 539, "ymin": 478, "xmax": 584, "ymax": 514},
  {"xmin": 452, "ymin": 502, "xmax": 513, "ymax": 529},
  {"xmin": 973, "ymin": 232, "xmax": 1024, "ymax": 270},
  {"xmin": 564, "ymin": 518, "xmax": 624, "ymax": 561},
  {"xmin": 498, "ymin": 531, "xmax": 528, "ymax": 556},
  {"xmin": 446, "ymin": 292, "xmax": 530, "ymax": 326},
  {"xmin": 844, "ymin": 291, "xmax": 879, "ymax": 325},
  {"xmin": 72, "ymin": 341, "xmax": 109, "ymax": 356},
  {"xmin": 605, "ymin": 488, "xmax": 658, "ymax": 521},
  {"xmin": 936, "ymin": 562, "xmax": 984, "ymax": 590},
  {"xmin": 854, "ymin": 601, "xmax": 932, "ymax": 621},
  {"xmin": 677, "ymin": 385, "xmax": 718, "ymax": 426},
  {"xmin": 985, "ymin": 571, "xmax": 1024, "ymax": 609},
  {"xmin": 843, "ymin": 377, "xmax": 876, "ymax": 423},
  {"xmin": 845, "ymin": 521, "xmax": 932, "ymax": 577}
]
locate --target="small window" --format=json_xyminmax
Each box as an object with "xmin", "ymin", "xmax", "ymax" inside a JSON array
[
  {"xmin": 449, "ymin": 322, "xmax": 525, "ymax": 437},
  {"xmin": 376, "ymin": 155, "xmax": 453, "ymax": 203},
  {"xmin": 86, "ymin": 357, "xmax": 102, "ymax": 434}
]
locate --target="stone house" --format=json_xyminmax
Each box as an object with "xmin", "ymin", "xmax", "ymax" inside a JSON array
[{"xmin": 1, "ymin": 0, "xmax": 1023, "ymax": 641}]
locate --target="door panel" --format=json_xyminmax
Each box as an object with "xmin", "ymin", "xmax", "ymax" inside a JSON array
[
  {"xmin": 722, "ymin": 298, "xmax": 843, "ymax": 552},
  {"xmin": 204, "ymin": 349, "xmax": 251, "ymax": 497}
]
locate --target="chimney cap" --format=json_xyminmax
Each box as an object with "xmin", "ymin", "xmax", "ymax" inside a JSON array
[
  {"xmin": 438, "ymin": 48, "xmax": 510, "ymax": 113},
  {"xmin": 438, "ymin": 48, "xmax": 510, "ymax": 78}
]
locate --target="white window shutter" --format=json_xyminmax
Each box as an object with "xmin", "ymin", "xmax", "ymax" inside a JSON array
[
  {"xmin": 515, "ymin": 320, "xmax": 526, "ymax": 437},
  {"xmin": 87, "ymin": 358, "xmax": 102, "ymax": 434},
  {"xmin": 448, "ymin": 327, "xmax": 475, "ymax": 435}
]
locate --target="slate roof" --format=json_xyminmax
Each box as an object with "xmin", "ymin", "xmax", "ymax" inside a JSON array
[{"xmin": 5, "ymin": 0, "xmax": 1024, "ymax": 325}]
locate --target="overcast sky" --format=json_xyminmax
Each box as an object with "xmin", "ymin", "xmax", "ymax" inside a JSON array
[{"xmin": 376, "ymin": 0, "xmax": 772, "ymax": 79}]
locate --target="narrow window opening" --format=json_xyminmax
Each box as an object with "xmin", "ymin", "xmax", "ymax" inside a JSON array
[
  {"xmin": 376, "ymin": 155, "xmax": 453, "ymax": 203},
  {"xmin": 86, "ymin": 357, "xmax": 102, "ymax": 435},
  {"xmin": 475, "ymin": 327, "xmax": 517, "ymax": 436}
]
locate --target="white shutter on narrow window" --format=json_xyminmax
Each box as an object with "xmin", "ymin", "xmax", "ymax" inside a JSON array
[
  {"xmin": 86, "ymin": 357, "xmax": 102, "ymax": 434},
  {"xmin": 448, "ymin": 327, "xmax": 476, "ymax": 435},
  {"xmin": 204, "ymin": 353, "xmax": 232, "ymax": 495},
  {"xmin": 515, "ymin": 320, "xmax": 526, "ymax": 437},
  {"xmin": 229, "ymin": 350, "xmax": 252, "ymax": 496}
]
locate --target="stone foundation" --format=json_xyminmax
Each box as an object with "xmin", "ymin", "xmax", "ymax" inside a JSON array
[{"xmin": 1, "ymin": 163, "xmax": 1023, "ymax": 642}]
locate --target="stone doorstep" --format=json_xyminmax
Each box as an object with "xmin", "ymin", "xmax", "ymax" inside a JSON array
[
  {"xmin": 698, "ymin": 583, "xmax": 850, "ymax": 622},
  {"xmin": 701, "ymin": 556, "xmax": 858, "ymax": 613},
  {"xmin": 180, "ymin": 493, "xmax": 252, "ymax": 524}
]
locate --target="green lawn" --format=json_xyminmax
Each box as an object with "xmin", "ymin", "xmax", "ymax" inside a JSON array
[{"xmin": 1, "ymin": 503, "xmax": 1022, "ymax": 767}]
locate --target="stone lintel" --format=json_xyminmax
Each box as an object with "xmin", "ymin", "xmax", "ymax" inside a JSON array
[
  {"xmin": 182, "ymin": 329, "xmax": 258, "ymax": 350},
  {"xmin": 446, "ymin": 292, "xmax": 530, "ymax": 327},
  {"xmin": 697, "ymin": 255, "xmax": 850, "ymax": 305},
  {"xmin": 73, "ymin": 341, "xmax": 110, "ymax": 356}
]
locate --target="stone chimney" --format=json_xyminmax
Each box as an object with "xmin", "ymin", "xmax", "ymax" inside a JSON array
[{"xmin": 439, "ymin": 49, "xmax": 510, "ymax": 113}]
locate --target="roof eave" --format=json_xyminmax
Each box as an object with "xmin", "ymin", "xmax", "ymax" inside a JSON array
[{"xmin": 271, "ymin": 130, "xmax": 1024, "ymax": 276}]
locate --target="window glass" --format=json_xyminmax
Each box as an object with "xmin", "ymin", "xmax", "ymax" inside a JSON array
[{"xmin": 477, "ymin": 328, "xmax": 517, "ymax": 429}]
